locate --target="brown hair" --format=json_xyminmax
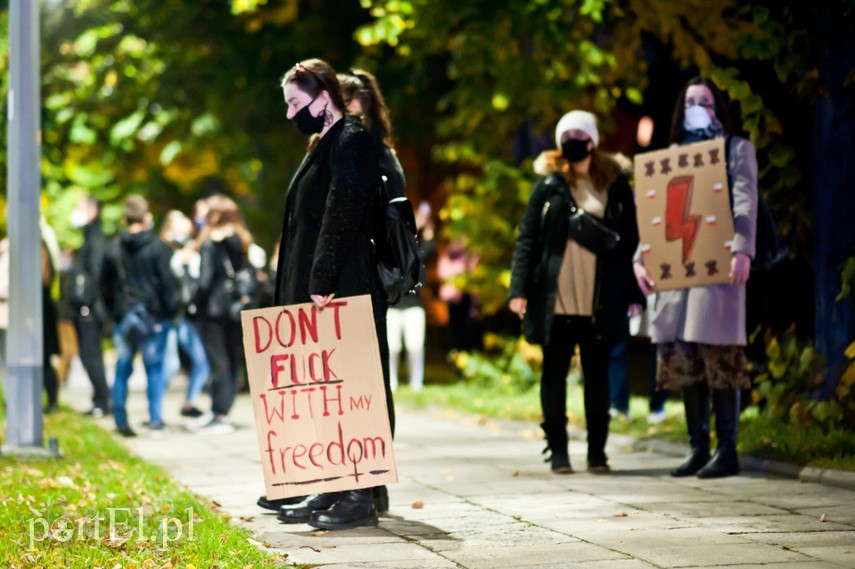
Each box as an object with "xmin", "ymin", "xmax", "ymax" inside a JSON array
[
  {"xmin": 123, "ymin": 195, "xmax": 149, "ymax": 225},
  {"xmin": 338, "ymin": 68, "xmax": 393, "ymax": 147},
  {"xmin": 669, "ymin": 77, "xmax": 735, "ymax": 144},
  {"xmin": 160, "ymin": 210, "xmax": 191, "ymax": 244},
  {"xmin": 197, "ymin": 195, "xmax": 253, "ymax": 257},
  {"xmin": 281, "ymin": 58, "xmax": 346, "ymax": 114}
]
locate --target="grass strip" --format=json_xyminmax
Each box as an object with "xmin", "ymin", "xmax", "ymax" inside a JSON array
[
  {"xmin": 0, "ymin": 406, "xmax": 296, "ymax": 569},
  {"xmin": 395, "ymin": 380, "xmax": 855, "ymax": 472}
]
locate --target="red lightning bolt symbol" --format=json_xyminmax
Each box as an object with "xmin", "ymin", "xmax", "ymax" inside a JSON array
[{"xmin": 665, "ymin": 176, "xmax": 700, "ymax": 265}]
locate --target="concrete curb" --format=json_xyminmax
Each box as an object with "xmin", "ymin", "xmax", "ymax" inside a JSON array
[{"xmin": 632, "ymin": 437, "xmax": 855, "ymax": 492}]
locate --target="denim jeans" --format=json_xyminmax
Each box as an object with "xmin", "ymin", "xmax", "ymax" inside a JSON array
[
  {"xmin": 163, "ymin": 316, "xmax": 210, "ymax": 405},
  {"xmin": 112, "ymin": 316, "xmax": 171, "ymax": 428}
]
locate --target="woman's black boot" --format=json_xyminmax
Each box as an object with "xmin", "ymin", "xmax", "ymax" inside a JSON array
[
  {"xmin": 308, "ymin": 489, "xmax": 378, "ymax": 530},
  {"xmin": 372, "ymin": 485, "xmax": 389, "ymax": 516},
  {"xmin": 541, "ymin": 421, "xmax": 573, "ymax": 474},
  {"xmin": 697, "ymin": 389, "xmax": 741, "ymax": 478},
  {"xmin": 671, "ymin": 383, "xmax": 711, "ymax": 477}
]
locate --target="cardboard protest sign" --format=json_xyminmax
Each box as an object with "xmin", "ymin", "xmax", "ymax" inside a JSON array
[
  {"xmin": 633, "ymin": 138, "xmax": 735, "ymax": 291},
  {"xmin": 241, "ymin": 295, "xmax": 397, "ymax": 499}
]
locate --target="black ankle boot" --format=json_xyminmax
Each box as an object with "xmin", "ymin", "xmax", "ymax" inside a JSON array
[
  {"xmin": 308, "ymin": 489, "xmax": 378, "ymax": 530},
  {"xmin": 277, "ymin": 492, "xmax": 341, "ymax": 524},
  {"xmin": 541, "ymin": 421, "xmax": 572, "ymax": 473},
  {"xmin": 671, "ymin": 383, "xmax": 711, "ymax": 477},
  {"xmin": 697, "ymin": 389, "xmax": 740, "ymax": 479},
  {"xmin": 258, "ymin": 494, "xmax": 306, "ymax": 512},
  {"xmin": 372, "ymin": 485, "xmax": 389, "ymax": 515}
]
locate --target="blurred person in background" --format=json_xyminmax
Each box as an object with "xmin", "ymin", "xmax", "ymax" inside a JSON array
[
  {"xmin": 68, "ymin": 194, "xmax": 111, "ymax": 417},
  {"xmin": 193, "ymin": 195, "xmax": 256, "ymax": 434},
  {"xmin": 160, "ymin": 209, "xmax": 211, "ymax": 419}
]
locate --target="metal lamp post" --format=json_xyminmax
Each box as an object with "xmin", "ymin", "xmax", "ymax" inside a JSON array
[{"xmin": 2, "ymin": 0, "xmax": 52, "ymax": 456}]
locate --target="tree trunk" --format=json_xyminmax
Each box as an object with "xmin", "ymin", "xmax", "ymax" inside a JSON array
[{"xmin": 811, "ymin": 7, "xmax": 855, "ymax": 397}]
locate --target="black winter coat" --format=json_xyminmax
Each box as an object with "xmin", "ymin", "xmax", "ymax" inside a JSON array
[
  {"xmin": 274, "ymin": 116, "xmax": 384, "ymax": 309},
  {"xmin": 101, "ymin": 230, "xmax": 181, "ymax": 322},
  {"xmin": 508, "ymin": 166, "xmax": 644, "ymax": 346},
  {"xmin": 197, "ymin": 234, "xmax": 247, "ymax": 319},
  {"xmin": 73, "ymin": 219, "xmax": 109, "ymax": 320}
]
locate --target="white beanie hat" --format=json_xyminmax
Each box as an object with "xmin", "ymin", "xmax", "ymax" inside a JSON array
[{"xmin": 554, "ymin": 110, "xmax": 599, "ymax": 148}]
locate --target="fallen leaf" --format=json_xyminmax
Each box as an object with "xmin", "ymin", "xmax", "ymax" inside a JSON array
[
  {"xmin": 511, "ymin": 471, "xmax": 519, "ymax": 477},
  {"xmin": 613, "ymin": 511, "xmax": 628, "ymax": 517},
  {"xmin": 820, "ymin": 513, "xmax": 828, "ymax": 522},
  {"xmin": 512, "ymin": 515, "xmax": 522, "ymax": 521},
  {"xmin": 55, "ymin": 476, "xmax": 76, "ymax": 488},
  {"xmin": 239, "ymin": 515, "xmax": 254, "ymax": 522},
  {"xmin": 311, "ymin": 531, "xmax": 327, "ymax": 537},
  {"xmin": 261, "ymin": 540, "xmax": 271, "ymax": 548},
  {"xmin": 411, "ymin": 500, "xmax": 424, "ymax": 509}
]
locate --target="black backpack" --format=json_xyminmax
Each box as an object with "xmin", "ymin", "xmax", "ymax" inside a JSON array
[
  {"xmin": 374, "ymin": 176, "xmax": 426, "ymax": 305},
  {"xmin": 725, "ymin": 136, "xmax": 787, "ymax": 271}
]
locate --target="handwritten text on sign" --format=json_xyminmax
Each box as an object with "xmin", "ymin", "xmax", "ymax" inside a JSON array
[
  {"xmin": 633, "ymin": 138, "xmax": 734, "ymax": 291},
  {"xmin": 241, "ymin": 295, "xmax": 397, "ymax": 499}
]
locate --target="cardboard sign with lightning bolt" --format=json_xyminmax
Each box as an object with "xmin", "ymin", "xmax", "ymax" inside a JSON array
[{"xmin": 633, "ymin": 138, "xmax": 735, "ymax": 291}]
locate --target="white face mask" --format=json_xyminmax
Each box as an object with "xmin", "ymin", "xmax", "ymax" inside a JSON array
[
  {"xmin": 683, "ymin": 105, "xmax": 712, "ymax": 131},
  {"xmin": 71, "ymin": 209, "xmax": 89, "ymax": 228}
]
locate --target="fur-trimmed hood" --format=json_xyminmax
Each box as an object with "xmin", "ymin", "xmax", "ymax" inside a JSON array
[{"xmin": 532, "ymin": 149, "xmax": 631, "ymax": 190}]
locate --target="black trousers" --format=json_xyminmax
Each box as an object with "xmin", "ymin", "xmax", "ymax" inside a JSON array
[
  {"xmin": 202, "ymin": 317, "xmax": 244, "ymax": 416},
  {"xmin": 540, "ymin": 315, "xmax": 612, "ymax": 463},
  {"xmin": 74, "ymin": 312, "xmax": 110, "ymax": 410}
]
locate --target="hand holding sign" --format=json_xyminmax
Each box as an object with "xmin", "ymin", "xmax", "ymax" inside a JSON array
[
  {"xmin": 633, "ymin": 138, "xmax": 735, "ymax": 291},
  {"xmin": 241, "ymin": 295, "xmax": 397, "ymax": 499}
]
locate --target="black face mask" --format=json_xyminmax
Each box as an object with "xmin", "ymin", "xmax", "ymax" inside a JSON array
[
  {"xmin": 561, "ymin": 138, "xmax": 592, "ymax": 163},
  {"xmin": 292, "ymin": 97, "xmax": 326, "ymax": 135}
]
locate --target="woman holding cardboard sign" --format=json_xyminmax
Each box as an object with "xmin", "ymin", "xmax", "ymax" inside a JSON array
[
  {"xmin": 271, "ymin": 58, "xmax": 388, "ymax": 530},
  {"xmin": 508, "ymin": 111, "xmax": 644, "ymax": 475},
  {"xmin": 633, "ymin": 77, "xmax": 757, "ymax": 479}
]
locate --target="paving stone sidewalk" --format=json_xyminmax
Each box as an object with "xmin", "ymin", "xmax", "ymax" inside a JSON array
[{"xmin": 61, "ymin": 358, "xmax": 855, "ymax": 568}]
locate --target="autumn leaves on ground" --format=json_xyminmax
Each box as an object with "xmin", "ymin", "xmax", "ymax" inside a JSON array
[{"xmin": 0, "ymin": 407, "xmax": 292, "ymax": 569}]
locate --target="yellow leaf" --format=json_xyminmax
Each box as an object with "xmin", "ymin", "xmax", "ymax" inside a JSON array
[{"xmin": 844, "ymin": 341, "xmax": 855, "ymax": 360}]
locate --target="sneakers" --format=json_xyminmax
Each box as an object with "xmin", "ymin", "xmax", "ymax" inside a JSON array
[
  {"xmin": 609, "ymin": 407, "xmax": 629, "ymax": 421},
  {"xmin": 185, "ymin": 411, "xmax": 215, "ymax": 431},
  {"xmin": 180, "ymin": 405, "xmax": 205, "ymax": 418},
  {"xmin": 84, "ymin": 407, "xmax": 108, "ymax": 418},
  {"xmin": 199, "ymin": 416, "xmax": 236, "ymax": 434},
  {"xmin": 647, "ymin": 410, "xmax": 667, "ymax": 424},
  {"xmin": 116, "ymin": 425, "xmax": 137, "ymax": 438},
  {"xmin": 142, "ymin": 420, "xmax": 166, "ymax": 431}
]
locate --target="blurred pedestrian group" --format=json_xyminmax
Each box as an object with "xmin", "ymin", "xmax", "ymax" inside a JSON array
[{"xmin": 1, "ymin": 191, "xmax": 272, "ymax": 440}]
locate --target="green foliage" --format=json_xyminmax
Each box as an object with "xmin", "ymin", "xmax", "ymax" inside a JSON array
[
  {"xmin": 450, "ymin": 333, "xmax": 543, "ymax": 394},
  {"xmin": 1, "ymin": 0, "xmax": 357, "ymax": 254},
  {"xmin": 751, "ymin": 330, "xmax": 855, "ymax": 431},
  {"xmin": 836, "ymin": 252, "xmax": 855, "ymax": 301},
  {"xmin": 740, "ymin": 406, "xmax": 855, "ymax": 468},
  {"xmin": 356, "ymin": 0, "xmax": 833, "ymax": 315}
]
